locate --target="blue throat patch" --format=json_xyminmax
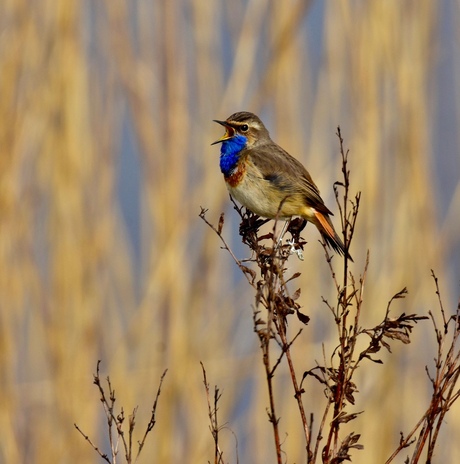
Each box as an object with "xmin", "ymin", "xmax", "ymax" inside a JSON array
[{"xmin": 219, "ymin": 135, "xmax": 247, "ymax": 177}]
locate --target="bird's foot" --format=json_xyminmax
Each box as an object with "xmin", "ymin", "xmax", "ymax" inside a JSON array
[{"xmin": 286, "ymin": 238, "xmax": 304, "ymax": 261}]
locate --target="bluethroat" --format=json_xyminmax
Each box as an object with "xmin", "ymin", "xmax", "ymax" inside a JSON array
[{"xmin": 212, "ymin": 111, "xmax": 352, "ymax": 260}]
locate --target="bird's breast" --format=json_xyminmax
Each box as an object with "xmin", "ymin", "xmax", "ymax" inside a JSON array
[
  {"xmin": 225, "ymin": 160, "xmax": 281, "ymax": 218},
  {"xmin": 225, "ymin": 158, "xmax": 312, "ymax": 219},
  {"xmin": 225, "ymin": 160, "xmax": 246, "ymax": 188}
]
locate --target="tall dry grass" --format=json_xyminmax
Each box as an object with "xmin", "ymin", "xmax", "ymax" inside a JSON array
[{"xmin": 0, "ymin": 1, "xmax": 459, "ymax": 463}]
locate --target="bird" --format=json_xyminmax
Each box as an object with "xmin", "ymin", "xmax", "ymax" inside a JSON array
[{"xmin": 211, "ymin": 111, "xmax": 352, "ymax": 260}]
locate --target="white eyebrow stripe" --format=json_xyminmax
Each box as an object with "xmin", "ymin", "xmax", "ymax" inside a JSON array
[{"xmin": 246, "ymin": 122, "xmax": 261, "ymax": 130}]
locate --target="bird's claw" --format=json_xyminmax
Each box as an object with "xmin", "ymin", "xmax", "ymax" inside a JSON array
[{"xmin": 286, "ymin": 238, "xmax": 304, "ymax": 261}]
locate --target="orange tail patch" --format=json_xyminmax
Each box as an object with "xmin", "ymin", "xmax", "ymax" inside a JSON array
[
  {"xmin": 314, "ymin": 211, "xmax": 336, "ymax": 241},
  {"xmin": 312, "ymin": 210, "xmax": 352, "ymax": 260}
]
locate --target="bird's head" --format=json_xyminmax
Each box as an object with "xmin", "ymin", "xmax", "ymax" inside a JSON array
[{"xmin": 211, "ymin": 111, "xmax": 270, "ymax": 149}]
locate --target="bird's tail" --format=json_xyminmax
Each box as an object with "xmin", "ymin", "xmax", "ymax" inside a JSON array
[{"xmin": 313, "ymin": 211, "xmax": 353, "ymax": 262}]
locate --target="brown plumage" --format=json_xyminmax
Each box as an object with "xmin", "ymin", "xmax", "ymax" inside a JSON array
[{"xmin": 212, "ymin": 111, "xmax": 352, "ymax": 260}]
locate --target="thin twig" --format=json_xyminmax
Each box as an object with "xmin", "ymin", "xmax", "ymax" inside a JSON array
[
  {"xmin": 201, "ymin": 362, "xmax": 225, "ymax": 464},
  {"xmin": 135, "ymin": 369, "xmax": 168, "ymax": 462},
  {"xmin": 74, "ymin": 423, "xmax": 111, "ymax": 463}
]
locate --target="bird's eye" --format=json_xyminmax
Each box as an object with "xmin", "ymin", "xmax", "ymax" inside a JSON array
[{"xmin": 240, "ymin": 124, "xmax": 249, "ymax": 132}]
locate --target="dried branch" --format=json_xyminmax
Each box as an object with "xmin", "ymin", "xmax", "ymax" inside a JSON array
[
  {"xmin": 386, "ymin": 272, "xmax": 460, "ymax": 463},
  {"xmin": 74, "ymin": 422, "xmax": 111, "ymax": 463},
  {"xmin": 75, "ymin": 361, "xmax": 167, "ymax": 463},
  {"xmin": 135, "ymin": 369, "xmax": 168, "ymax": 462},
  {"xmin": 201, "ymin": 362, "xmax": 226, "ymax": 464}
]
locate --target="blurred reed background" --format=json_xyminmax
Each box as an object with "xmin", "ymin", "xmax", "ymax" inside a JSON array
[{"xmin": 0, "ymin": 0, "xmax": 459, "ymax": 462}]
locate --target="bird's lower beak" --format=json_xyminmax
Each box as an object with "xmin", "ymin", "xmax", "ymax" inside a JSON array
[{"xmin": 211, "ymin": 120, "xmax": 235, "ymax": 145}]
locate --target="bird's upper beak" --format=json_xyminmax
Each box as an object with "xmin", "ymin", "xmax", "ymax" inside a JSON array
[{"xmin": 211, "ymin": 120, "xmax": 235, "ymax": 145}]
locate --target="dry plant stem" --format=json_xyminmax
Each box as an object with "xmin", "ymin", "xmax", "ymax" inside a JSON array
[
  {"xmin": 75, "ymin": 361, "xmax": 167, "ymax": 464},
  {"xmin": 75, "ymin": 423, "xmax": 111, "ymax": 463},
  {"xmin": 313, "ymin": 388, "xmax": 332, "ymax": 462},
  {"xmin": 200, "ymin": 208, "xmax": 296, "ymax": 464},
  {"xmin": 199, "ymin": 208, "xmax": 253, "ymax": 285},
  {"xmin": 261, "ymin": 329, "xmax": 283, "ymax": 464},
  {"xmin": 322, "ymin": 128, "xmax": 360, "ymax": 462},
  {"xmin": 96, "ymin": 366, "xmax": 120, "ymax": 462},
  {"xmin": 261, "ymin": 211, "xmax": 312, "ymax": 457},
  {"xmin": 276, "ymin": 317, "xmax": 312, "ymax": 458},
  {"xmin": 135, "ymin": 369, "xmax": 168, "ymax": 462},
  {"xmin": 201, "ymin": 362, "xmax": 225, "ymax": 464},
  {"xmin": 259, "ymin": 241, "xmax": 285, "ymax": 464},
  {"xmin": 385, "ymin": 271, "xmax": 460, "ymax": 464},
  {"xmin": 272, "ymin": 241, "xmax": 312, "ymax": 455},
  {"xmin": 201, "ymin": 207, "xmax": 283, "ymax": 462}
]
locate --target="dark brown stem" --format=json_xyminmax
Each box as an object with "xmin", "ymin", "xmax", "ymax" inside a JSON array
[{"xmin": 277, "ymin": 319, "xmax": 313, "ymax": 461}]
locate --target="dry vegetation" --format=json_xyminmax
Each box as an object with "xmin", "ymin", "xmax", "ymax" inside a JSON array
[{"xmin": 1, "ymin": 1, "xmax": 460, "ymax": 463}]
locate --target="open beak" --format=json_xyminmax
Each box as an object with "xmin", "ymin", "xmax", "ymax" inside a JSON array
[{"xmin": 211, "ymin": 120, "xmax": 235, "ymax": 145}]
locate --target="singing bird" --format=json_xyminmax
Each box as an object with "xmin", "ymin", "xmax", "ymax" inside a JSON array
[{"xmin": 212, "ymin": 111, "xmax": 352, "ymax": 260}]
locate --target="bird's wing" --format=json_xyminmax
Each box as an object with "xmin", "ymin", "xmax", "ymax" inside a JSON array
[{"xmin": 246, "ymin": 143, "xmax": 333, "ymax": 215}]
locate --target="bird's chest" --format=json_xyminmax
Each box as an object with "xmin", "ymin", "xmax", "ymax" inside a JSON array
[
  {"xmin": 220, "ymin": 141, "xmax": 276, "ymax": 216},
  {"xmin": 224, "ymin": 158, "xmax": 253, "ymax": 204},
  {"xmin": 224, "ymin": 159, "xmax": 246, "ymax": 188},
  {"xmin": 224, "ymin": 159, "xmax": 276, "ymax": 217}
]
